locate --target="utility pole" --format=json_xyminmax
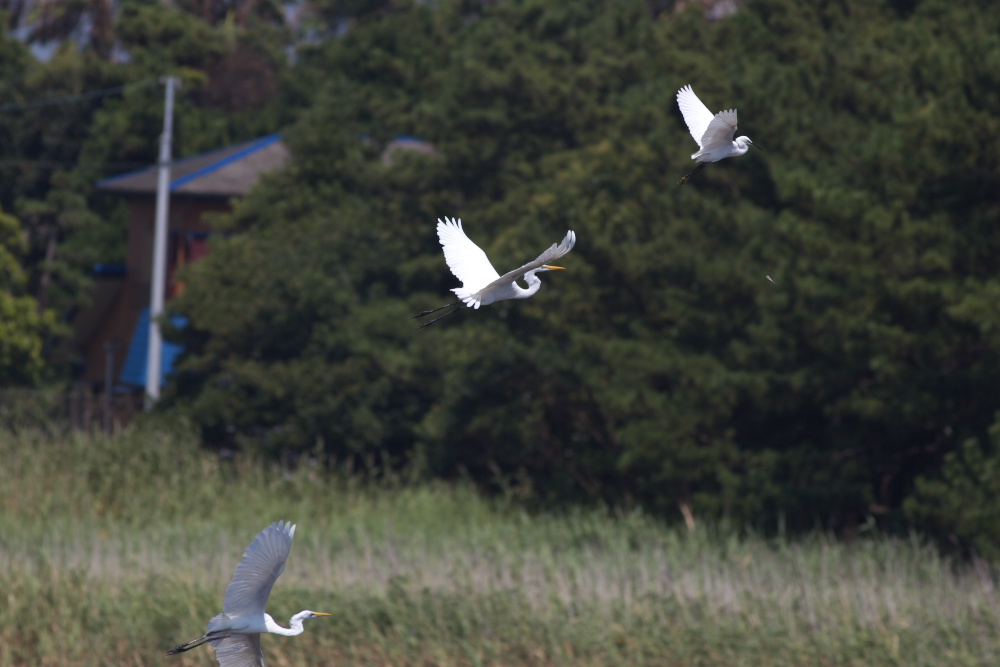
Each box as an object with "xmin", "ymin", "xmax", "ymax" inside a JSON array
[{"xmin": 145, "ymin": 75, "xmax": 179, "ymax": 410}]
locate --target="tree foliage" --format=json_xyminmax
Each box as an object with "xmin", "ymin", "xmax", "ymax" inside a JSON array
[
  {"xmin": 161, "ymin": 0, "xmax": 1000, "ymax": 542},
  {"xmin": 0, "ymin": 0, "xmax": 297, "ymax": 371},
  {"xmin": 6, "ymin": 0, "xmax": 1000, "ymax": 545},
  {"xmin": 905, "ymin": 415, "xmax": 1000, "ymax": 560},
  {"xmin": 0, "ymin": 206, "xmax": 57, "ymax": 385}
]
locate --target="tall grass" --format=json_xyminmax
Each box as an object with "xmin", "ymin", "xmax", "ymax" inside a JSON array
[{"xmin": 1, "ymin": 424, "xmax": 998, "ymax": 666}]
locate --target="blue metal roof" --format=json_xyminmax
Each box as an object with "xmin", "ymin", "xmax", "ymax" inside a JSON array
[
  {"xmin": 169, "ymin": 134, "xmax": 283, "ymax": 191},
  {"xmin": 95, "ymin": 134, "xmax": 286, "ymax": 196},
  {"xmin": 119, "ymin": 308, "xmax": 188, "ymax": 387}
]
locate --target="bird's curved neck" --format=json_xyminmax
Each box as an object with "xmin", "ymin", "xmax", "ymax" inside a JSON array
[
  {"xmin": 514, "ymin": 272, "xmax": 543, "ymax": 299},
  {"xmin": 264, "ymin": 613, "xmax": 306, "ymax": 637}
]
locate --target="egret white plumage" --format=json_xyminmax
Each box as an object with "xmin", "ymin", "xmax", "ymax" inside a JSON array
[
  {"xmin": 676, "ymin": 84, "xmax": 761, "ymax": 185},
  {"xmin": 414, "ymin": 217, "xmax": 576, "ymax": 328},
  {"xmin": 166, "ymin": 521, "xmax": 330, "ymax": 667}
]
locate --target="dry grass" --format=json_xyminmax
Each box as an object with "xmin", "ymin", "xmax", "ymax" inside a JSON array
[{"xmin": 1, "ymin": 424, "xmax": 998, "ymax": 666}]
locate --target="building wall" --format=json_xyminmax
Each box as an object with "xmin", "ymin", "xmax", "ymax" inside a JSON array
[{"xmin": 78, "ymin": 195, "xmax": 234, "ymax": 385}]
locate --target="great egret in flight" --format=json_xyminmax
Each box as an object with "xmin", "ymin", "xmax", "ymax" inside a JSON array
[
  {"xmin": 166, "ymin": 521, "xmax": 330, "ymax": 666},
  {"xmin": 676, "ymin": 84, "xmax": 761, "ymax": 185},
  {"xmin": 414, "ymin": 217, "xmax": 576, "ymax": 328}
]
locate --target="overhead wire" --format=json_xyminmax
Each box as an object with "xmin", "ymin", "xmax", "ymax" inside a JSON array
[
  {"xmin": 0, "ymin": 78, "xmax": 162, "ymax": 170},
  {"xmin": 0, "ymin": 78, "xmax": 158, "ymax": 113},
  {"xmin": 0, "ymin": 159, "xmax": 152, "ymax": 169}
]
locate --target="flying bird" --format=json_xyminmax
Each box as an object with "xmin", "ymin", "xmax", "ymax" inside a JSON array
[
  {"xmin": 414, "ymin": 217, "xmax": 576, "ymax": 328},
  {"xmin": 166, "ymin": 521, "xmax": 330, "ymax": 667},
  {"xmin": 676, "ymin": 84, "xmax": 761, "ymax": 185}
]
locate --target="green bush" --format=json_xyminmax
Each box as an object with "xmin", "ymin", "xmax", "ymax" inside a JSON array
[{"xmin": 906, "ymin": 415, "xmax": 1000, "ymax": 559}]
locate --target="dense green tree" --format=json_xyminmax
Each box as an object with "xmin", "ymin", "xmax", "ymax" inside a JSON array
[
  {"xmin": 1, "ymin": 0, "xmax": 994, "ymax": 545},
  {"xmin": 164, "ymin": 0, "xmax": 1000, "ymax": 540},
  {"xmin": 0, "ymin": 1, "xmax": 299, "ymax": 375},
  {"xmin": 905, "ymin": 416, "xmax": 1000, "ymax": 560},
  {"xmin": 17, "ymin": 0, "xmax": 117, "ymax": 59},
  {"xmin": 0, "ymin": 32, "xmax": 128, "ymax": 325},
  {"xmin": 0, "ymin": 206, "xmax": 57, "ymax": 386}
]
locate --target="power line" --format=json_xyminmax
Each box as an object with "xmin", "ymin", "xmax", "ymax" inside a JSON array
[
  {"xmin": 0, "ymin": 159, "xmax": 151, "ymax": 170},
  {"xmin": 0, "ymin": 78, "xmax": 158, "ymax": 113}
]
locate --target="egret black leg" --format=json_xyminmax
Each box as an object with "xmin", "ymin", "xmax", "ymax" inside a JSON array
[
  {"xmin": 166, "ymin": 635, "xmax": 211, "ymax": 655},
  {"xmin": 413, "ymin": 301, "xmax": 459, "ymax": 318},
  {"xmin": 678, "ymin": 162, "xmax": 707, "ymax": 185},
  {"xmin": 416, "ymin": 306, "xmax": 461, "ymax": 329}
]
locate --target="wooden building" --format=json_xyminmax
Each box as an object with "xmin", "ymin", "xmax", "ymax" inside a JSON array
[{"xmin": 71, "ymin": 134, "xmax": 290, "ymax": 392}]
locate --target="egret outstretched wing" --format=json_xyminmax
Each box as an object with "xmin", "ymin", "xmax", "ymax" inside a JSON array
[
  {"xmin": 223, "ymin": 521, "xmax": 295, "ymax": 617},
  {"xmin": 213, "ymin": 635, "xmax": 264, "ymax": 667},
  {"xmin": 700, "ymin": 110, "xmax": 738, "ymax": 153},
  {"xmin": 415, "ymin": 218, "xmax": 576, "ymax": 325},
  {"xmin": 675, "ymin": 84, "xmax": 759, "ymax": 184},
  {"xmin": 676, "ymin": 84, "xmax": 715, "ymax": 148},
  {"xmin": 437, "ymin": 217, "xmax": 500, "ymax": 291},
  {"xmin": 167, "ymin": 521, "xmax": 329, "ymax": 666},
  {"xmin": 480, "ymin": 230, "xmax": 576, "ymax": 295}
]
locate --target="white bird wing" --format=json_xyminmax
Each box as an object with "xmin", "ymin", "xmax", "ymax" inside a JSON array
[
  {"xmin": 436, "ymin": 217, "xmax": 500, "ymax": 291},
  {"xmin": 676, "ymin": 84, "xmax": 715, "ymax": 148},
  {"xmin": 479, "ymin": 230, "xmax": 576, "ymax": 294},
  {"xmin": 222, "ymin": 521, "xmax": 295, "ymax": 617},
  {"xmin": 699, "ymin": 109, "xmax": 739, "ymax": 152},
  {"xmin": 213, "ymin": 634, "xmax": 264, "ymax": 667}
]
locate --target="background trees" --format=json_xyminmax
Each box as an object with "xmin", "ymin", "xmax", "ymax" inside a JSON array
[
  {"xmin": 5, "ymin": 0, "xmax": 1000, "ymax": 550},
  {"xmin": 0, "ymin": 205, "xmax": 56, "ymax": 385},
  {"xmin": 0, "ymin": 0, "xmax": 297, "ymax": 372}
]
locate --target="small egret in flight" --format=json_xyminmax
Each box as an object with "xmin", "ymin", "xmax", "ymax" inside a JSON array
[
  {"xmin": 166, "ymin": 521, "xmax": 330, "ymax": 667},
  {"xmin": 414, "ymin": 217, "xmax": 576, "ymax": 328},
  {"xmin": 676, "ymin": 84, "xmax": 761, "ymax": 185}
]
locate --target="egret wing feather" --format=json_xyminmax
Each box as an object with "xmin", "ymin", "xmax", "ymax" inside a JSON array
[
  {"xmin": 479, "ymin": 230, "xmax": 576, "ymax": 295},
  {"xmin": 699, "ymin": 109, "xmax": 739, "ymax": 152},
  {"xmin": 437, "ymin": 217, "xmax": 500, "ymax": 291},
  {"xmin": 222, "ymin": 521, "xmax": 295, "ymax": 617},
  {"xmin": 676, "ymin": 85, "xmax": 715, "ymax": 148},
  {"xmin": 213, "ymin": 634, "xmax": 265, "ymax": 667}
]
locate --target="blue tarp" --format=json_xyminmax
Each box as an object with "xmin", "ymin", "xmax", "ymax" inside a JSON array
[{"xmin": 119, "ymin": 308, "xmax": 187, "ymax": 387}]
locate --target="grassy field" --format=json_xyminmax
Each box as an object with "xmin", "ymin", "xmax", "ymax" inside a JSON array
[{"xmin": 1, "ymin": 424, "xmax": 997, "ymax": 666}]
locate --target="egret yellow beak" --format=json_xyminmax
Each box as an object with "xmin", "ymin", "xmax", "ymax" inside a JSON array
[
  {"xmin": 543, "ymin": 265, "xmax": 566, "ymax": 271},
  {"xmin": 312, "ymin": 612, "xmax": 332, "ymax": 617}
]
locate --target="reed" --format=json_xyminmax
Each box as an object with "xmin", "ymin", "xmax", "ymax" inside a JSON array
[{"xmin": 1, "ymin": 424, "xmax": 997, "ymax": 666}]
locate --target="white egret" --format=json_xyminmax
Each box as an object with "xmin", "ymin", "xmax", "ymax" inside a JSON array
[
  {"xmin": 166, "ymin": 521, "xmax": 330, "ymax": 666},
  {"xmin": 676, "ymin": 84, "xmax": 761, "ymax": 185},
  {"xmin": 414, "ymin": 217, "xmax": 576, "ymax": 328}
]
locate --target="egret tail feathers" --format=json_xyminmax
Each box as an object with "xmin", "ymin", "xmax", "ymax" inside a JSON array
[{"xmin": 451, "ymin": 287, "xmax": 483, "ymax": 309}]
